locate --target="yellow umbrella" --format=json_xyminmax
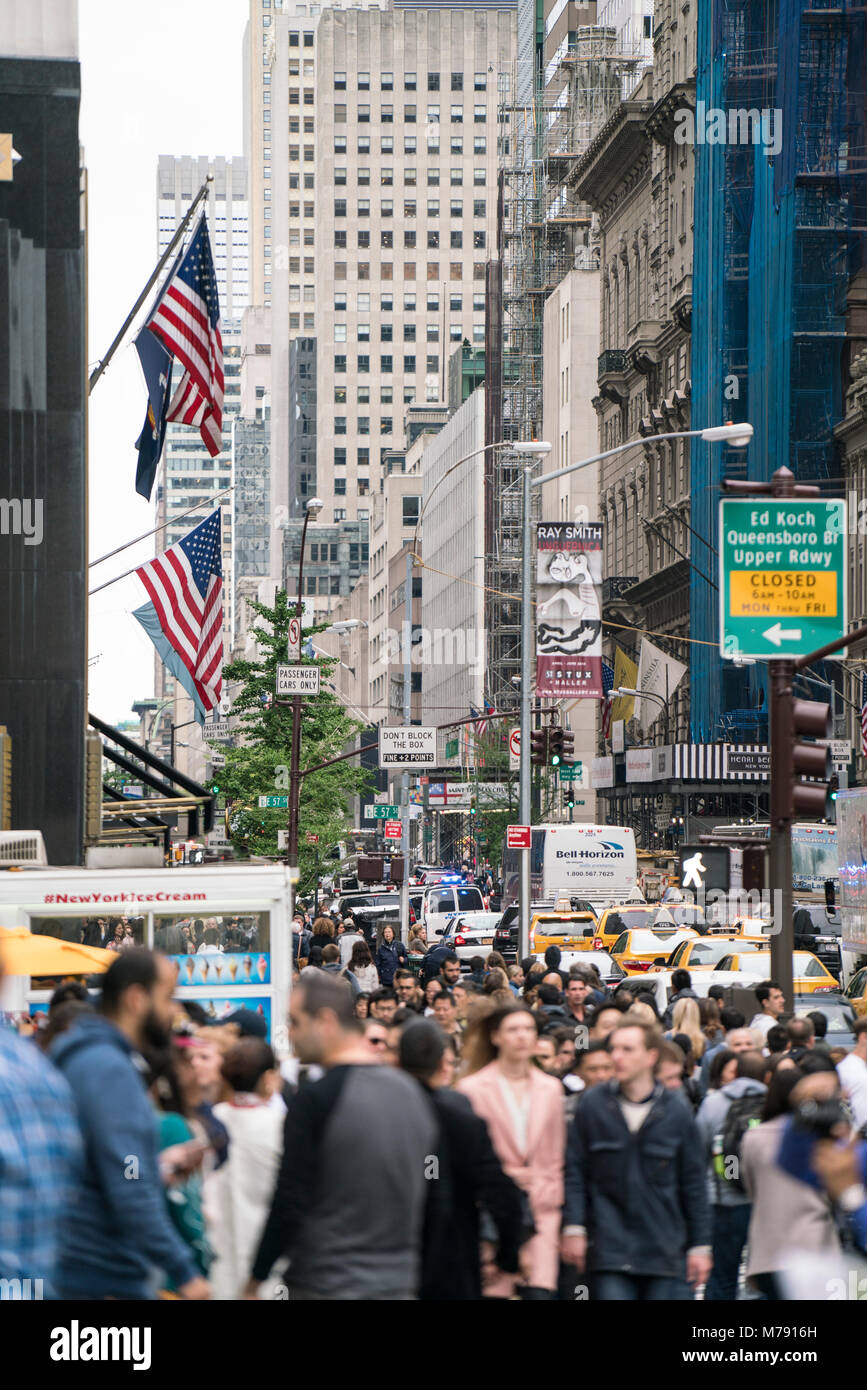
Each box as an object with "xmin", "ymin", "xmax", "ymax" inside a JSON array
[{"xmin": 0, "ymin": 928, "xmax": 115, "ymax": 976}]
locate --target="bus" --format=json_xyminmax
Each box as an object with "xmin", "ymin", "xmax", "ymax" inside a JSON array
[
  {"xmin": 502, "ymin": 824, "xmax": 640, "ymax": 910},
  {"xmin": 709, "ymin": 823, "xmax": 838, "ymax": 893}
]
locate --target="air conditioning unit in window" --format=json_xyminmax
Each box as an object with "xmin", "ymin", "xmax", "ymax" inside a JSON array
[{"xmin": 0, "ymin": 830, "xmax": 48, "ymax": 867}]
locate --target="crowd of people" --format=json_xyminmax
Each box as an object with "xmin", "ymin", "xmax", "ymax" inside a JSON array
[{"xmin": 3, "ymin": 913, "xmax": 867, "ymax": 1301}]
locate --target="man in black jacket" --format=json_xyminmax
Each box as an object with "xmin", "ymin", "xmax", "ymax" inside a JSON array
[
  {"xmin": 399, "ymin": 1019, "xmax": 525, "ymax": 1300},
  {"xmin": 561, "ymin": 1018, "xmax": 711, "ymax": 1300}
]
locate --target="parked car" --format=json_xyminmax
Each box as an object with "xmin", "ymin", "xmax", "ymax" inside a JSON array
[
  {"xmin": 418, "ymin": 880, "xmax": 485, "ymax": 929},
  {"xmin": 791, "ymin": 995, "xmax": 859, "ymax": 1049},
  {"xmin": 713, "ymin": 949, "xmax": 840, "ymax": 995},
  {"xmin": 493, "ymin": 900, "xmax": 598, "ymax": 961},
  {"xmin": 610, "ymin": 926, "xmax": 699, "ymax": 974},
  {"xmin": 335, "ymin": 890, "xmax": 401, "ymax": 942},
  {"xmin": 434, "ymin": 912, "xmax": 503, "ymax": 964}
]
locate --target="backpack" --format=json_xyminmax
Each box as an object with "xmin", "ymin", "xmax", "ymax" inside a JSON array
[{"xmin": 713, "ymin": 1092, "xmax": 764, "ymax": 1193}]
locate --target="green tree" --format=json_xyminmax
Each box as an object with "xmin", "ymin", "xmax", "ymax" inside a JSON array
[{"xmin": 215, "ymin": 591, "xmax": 371, "ymax": 894}]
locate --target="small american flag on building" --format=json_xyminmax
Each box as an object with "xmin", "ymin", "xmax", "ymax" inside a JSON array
[
  {"xmin": 135, "ymin": 510, "xmax": 224, "ymax": 718},
  {"xmin": 148, "ymin": 215, "xmax": 224, "ymax": 457},
  {"xmin": 476, "ymin": 698, "xmax": 495, "ymax": 736},
  {"xmin": 601, "ymin": 659, "xmax": 615, "ymax": 740},
  {"xmin": 861, "ymin": 671, "xmax": 867, "ymax": 756}
]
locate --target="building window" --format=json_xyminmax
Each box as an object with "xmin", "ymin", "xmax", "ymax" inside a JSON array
[
  {"xmin": 358, "ymin": 72, "xmax": 370, "ymax": 90},
  {"xmin": 380, "ymin": 417, "xmax": 392, "ymax": 435},
  {"xmin": 404, "ymin": 168, "xmax": 417, "ymax": 186},
  {"xmin": 428, "ymin": 72, "xmax": 440, "ymax": 91},
  {"xmin": 473, "ymin": 292, "xmax": 485, "ymax": 311},
  {"xmin": 358, "ymin": 448, "xmax": 369, "ymax": 467},
  {"xmin": 450, "ymin": 230, "xmax": 463, "ymax": 249},
  {"xmin": 404, "ymin": 292, "xmax": 416, "ymax": 311},
  {"xmin": 450, "ymin": 200, "xmax": 462, "ymax": 217},
  {"xmin": 474, "ymin": 136, "xmax": 486, "ymax": 154},
  {"xmin": 335, "ymin": 416, "xmax": 347, "ymax": 434},
  {"xmin": 426, "ymin": 324, "xmax": 439, "ymax": 341},
  {"xmin": 334, "ymin": 198, "xmax": 347, "ymax": 217},
  {"xmin": 473, "ymin": 230, "xmax": 486, "ymax": 249},
  {"xmin": 335, "ymin": 386, "xmax": 347, "ymax": 404},
  {"xmin": 404, "ymin": 230, "xmax": 416, "ymax": 248},
  {"xmin": 381, "ymin": 323, "xmax": 393, "ymax": 340},
  {"xmin": 404, "ymin": 198, "xmax": 417, "ymax": 218},
  {"xmin": 358, "ymin": 416, "xmax": 370, "ymax": 434},
  {"xmin": 404, "ymin": 323, "xmax": 416, "ymax": 341},
  {"xmin": 335, "ymin": 355, "xmax": 347, "ymax": 373},
  {"xmin": 426, "ymin": 291, "xmax": 439, "ymax": 311},
  {"xmin": 358, "ymin": 136, "xmax": 370, "ymax": 154},
  {"xmin": 451, "ymin": 72, "xmax": 463, "ymax": 92},
  {"xmin": 381, "ymin": 199, "xmax": 393, "ymax": 217},
  {"xmin": 335, "ymin": 72, "xmax": 346, "ymax": 90},
  {"xmin": 334, "ymin": 291, "xmax": 347, "ymax": 311},
  {"xmin": 358, "ymin": 168, "xmax": 371, "ymax": 186},
  {"xmin": 358, "ymin": 230, "xmax": 370, "ymax": 248},
  {"xmin": 405, "ymin": 72, "xmax": 417, "ymax": 90},
  {"xmin": 358, "ymin": 355, "xmax": 370, "ymax": 373},
  {"xmin": 382, "ymin": 71, "xmax": 393, "ymax": 90},
  {"xmin": 381, "ymin": 136, "xmax": 394, "ymax": 154},
  {"xmin": 427, "ymin": 230, "xmax": 439, "ymax": 249},
  {"xmin": 474, "ymin": 105, "xmax": 486, "ymax": 124},
  {"xmin": 335, "ymin": 166, "xmax": 347, "ymax": 185},
  {"xmin": 426, "ymin": 354, "xmax": 439, "ymax": 373},
  {"xmin": 381, "ymin": 354, "xmax": 393, "ymax": 373},
  {"xmin": 358, "ymin": 324, "xmax": 370, "ymax": 342},
  {"xmin": 474, "ymin": 71, "xmax": 486, "ymax": 91},
  {"xmin": 473, "ymin": 324, "xmax": 485, "ymax": 344},
  {"xmin": 334, "ymin": 104, "xmax": 347, "ymax": 123},
  {"xmin": 405, "ymin": 262, "xmax": 416, "ymax": 280},
  {"xmin": 451, "ymin": 137, "xmax": 463, "ymax": 155},
  {"xmin": 358, "ymin": 200, "xmax": 370, "ymax": 217},
  {"xmin": 381, "ymin": 168, "xmax": 394, "ymax": 186},
  {"xmin": 428, "ymin": 169, "xmax": 440, "ymax": 187},
  {"xmin": 427, "ymin": 199, "xmax": 440, "ymax": 217},
  {"xmin": 334, "ymin": 136, "xmax": 347, "ymax": 154},
  {"xmin": 334, "ymin": 509, "xmax": 347, "ymax": 521},
  {"xmin": 473, "ymin": 199, "xmax": 486, "ymax": 218},
  {"xmin": 451, "ymin": 105, "xmax": 463, "ymax": 124},
  {"xmin": 404, "ymin": 136, "xmax": 417, "ymax": 154},
  {"xmin": 450, "ymin": 292, "xmax": 462, "ymax": 311},
  {"xmin": 474, "ymin": 262, "xmax": 486, "ymax": 281},
  {"xmin": 382, "ymin": 105, "xmax": 393, "ymax": 123},
  {"xmin": 450, "ymin": 323, "xmax": 462, "ymax": 341},
  {"xmin": 358, "ymin": 105, "xmax": 370, "ymax": 123},
  {"xmin": 303, "ymin": 33, "xmax": 313, "ymax": 46},
  {"xmin": 427, "ymin": 136, "xmax": 440, "ymax": 154},
  {"xmin": 335, "ymin": 230, "xmax": 347, "ymax": 248},
  {"xmin": 402, "ymin": 495, "xmax": 421, "ymax": 526},
  {"xmin": 334, "ymin": 324, "xmax": 346, "ymax": 341},
  {"xmin": 427, "ymin": 262, "xmax": 439, "ymax": 281},
  {"xmin": 450, "ymin": 168, "xmax": 463, "ymax": 186},
  {"xmin": 404, "ymin": 355, "xmax": 416, "ymax": 374},
  {"xmin": 405, "ymin": 105, "xmax": 416, "ymax": 123},
  {"xmin": 427, "ymin": 105, "xmax": 440, "ymax": 124},
  {"xmin": 358, "ymin": 262, "xmax": 370, "ymax": 280},
  {"xmin": 382, "ymin": 262, "xmax": 393, "ymax": 280},
  {"xmin": 381, "ymin": 230, "xmax": 393, "ymax": 248},
  {"xmin": 335, "ymin": 479, "xmax": 347, "ymax": 495},
  {"xmin": 450, "ymin": 262, "xmax": 462, "ymax": 281},
  {"xmin": 289, "ymin": 30, "xmax": 299, "ymax": 45},
  {"xmin": 381, "ymin": 292, "xmax": 393, "ymax": 311}
]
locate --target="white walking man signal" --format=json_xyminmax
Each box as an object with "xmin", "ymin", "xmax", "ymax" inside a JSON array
[{"xmin": 681, "ymin": 851, "xmax": 707, "ymax": 890}]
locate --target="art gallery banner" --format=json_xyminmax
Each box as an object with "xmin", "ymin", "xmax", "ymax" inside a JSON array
[{"xmin": 535, "ymin": 521, "xmax": 603, "ymax": 699}]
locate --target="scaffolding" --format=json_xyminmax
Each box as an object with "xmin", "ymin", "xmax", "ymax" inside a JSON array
[{"xmin": 483, "ymin": 26, "xmax": 645, "ymax": 711}]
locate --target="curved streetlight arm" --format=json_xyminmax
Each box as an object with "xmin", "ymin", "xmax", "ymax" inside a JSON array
[{"xmin": 530, "ymin": 425, "xmax": 752, "ymax": 490}]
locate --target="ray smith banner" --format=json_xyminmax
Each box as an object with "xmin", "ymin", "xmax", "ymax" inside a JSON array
[{"xmin": 535, "ymin": 521, "xmax": 604, "ymax": 698}]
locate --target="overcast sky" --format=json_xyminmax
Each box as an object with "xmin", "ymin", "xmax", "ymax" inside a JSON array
[{"xmin": 80, "ymin": 0, "xmax": 247, "ymax": 725}]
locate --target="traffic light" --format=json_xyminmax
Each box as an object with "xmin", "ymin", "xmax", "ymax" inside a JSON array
[
  {"xmin": 781, "ymin": 697, "xmax": 832, "ymax": 820},
  {"xmin": 548, "ymin": 727, "xmax": 564, "ymax": 767},
  {"xmin": 469, "ymin": 798, "xmax": 477, "ymax": 816},
  {"xmin": 210, "ymin": 782, "xmax": 221, "ymax": 796},
  {"xmin": 530, "ymin": 728, "xmax": 549, "ymax": 767},
  {"xmin": 563, "ymin": 788, "xmax": 575, "ymax": 810},
  {"xmin": 560, "ymin": 730, "xmax": 575, "ymax": 766}
]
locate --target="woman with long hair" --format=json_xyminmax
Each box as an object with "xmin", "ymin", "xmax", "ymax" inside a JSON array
[
  {"xmin": 699, "ymin": 997, "xmax": 724, "ymax": 1049},
  {"xmin": 345, "ymin": 939, "xmax": 379, "ymax": 993},
  {"xmin": 375, "ymin": 924, "xmax": 408, "ymax": 987},
  {"xmin": 667, "ymin": 997, "xmax": 706, "ymax": 1064},
  {"xmin": 458, "ymin": 1003, "xmax": 565, "ymax": 1300},
  {"xmin": 308, "ymin": 916, "xmax": 336, "ymax": 954},
  {"xmin": 483, "ymin": 967, "xmax": 510, "ymax": 996}
]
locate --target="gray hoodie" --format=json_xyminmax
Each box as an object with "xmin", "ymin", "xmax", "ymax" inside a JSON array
[{"xmin": 695, "ymin": 1076, "xmax": 767, "ymax": 1208}]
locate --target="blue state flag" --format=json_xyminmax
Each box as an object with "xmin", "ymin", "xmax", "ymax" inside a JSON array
[
  {"xmin": 134, "ymin": 328, "xmax": 173, "ymax": 500},
  {"xmin": 132, "ymin": 601, "xmax": 208, "ymax": 727}
]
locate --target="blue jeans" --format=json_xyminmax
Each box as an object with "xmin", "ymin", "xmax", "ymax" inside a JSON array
[
  {"xmin": 592, "ymin": 1273, "xmax": 693, "ymax": 1301},
  {"xmin": 705, "ymin": 1203, "xmax": 751, "ymax": 1301}
]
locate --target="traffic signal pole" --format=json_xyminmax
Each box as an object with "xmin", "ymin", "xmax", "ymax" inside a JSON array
[{"xmin": 769, "ymin": 659, "xmax": 795, "ymax": 1007}]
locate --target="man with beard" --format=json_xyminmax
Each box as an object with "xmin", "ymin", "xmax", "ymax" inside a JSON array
[{"xmin": 50, "ymin": 949, "xmax": 210, "ymax": 1300}]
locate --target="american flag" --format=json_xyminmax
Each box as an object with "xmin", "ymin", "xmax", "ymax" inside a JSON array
[
  {"xmin": 861, "ymin": 672, "xmax": 867, "ymax": 756},
  {"xmin": 136, "ymin": 510, "xmax": 223, "ymax": 716},
  {"xmin": 476, "ymin": 698, "xmax": 495, "ymax": 736},
  {"xmin": 601, "ymin": 659, "xmax": 615, "ymax": 739},
  {"xmin": 148, "ymin": 216, "xmax": 224, "ymax": 458}
]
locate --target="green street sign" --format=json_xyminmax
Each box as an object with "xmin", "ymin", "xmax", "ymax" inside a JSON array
[
  {"xmin": 364, "ymin": 803, "xmax": 399, "ymax": 819},
  {"xmin": 258, "ymin": 795, "xmax": 289, "ymax": 808},
  {"xmin": 719, "ymin": 498, "xmax": 846, "ymax": 660},
  {"xmin": 558, "ymin": 762, "xmax": 582, "ymax": 782},
  {"xmin": 445, "ymin": 738, "xmax": 459, "ymax": 760}
]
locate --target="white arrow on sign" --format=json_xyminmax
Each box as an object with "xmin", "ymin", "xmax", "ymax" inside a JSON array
[{"xmin": 763, "ymin": 623, "xmax": 802, "ymax": 647}]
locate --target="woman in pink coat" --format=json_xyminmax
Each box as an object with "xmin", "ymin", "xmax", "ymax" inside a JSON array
[{"xmin": 458, "ymin": 1004, "xmax": 565, "ymax": 1299}]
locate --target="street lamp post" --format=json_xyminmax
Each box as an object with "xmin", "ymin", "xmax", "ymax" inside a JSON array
[
  {"xmin": 614, "ymin": 686, "xmax": 670, "ymax": 746},
  {"xmin": 517, "ymin": 422, "xmax": 753, "ymax": 958},
  {"xmin": 286, "ymin": 497, "xmax": 324, "ymax": 888}
]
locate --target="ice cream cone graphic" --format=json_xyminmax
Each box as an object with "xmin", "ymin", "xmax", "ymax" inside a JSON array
[
  {"xmin": 215, "ymin": 959, "xmax": 223, "ymax": 981},
  {"xmin": 199, "ymin": 959, "xmax": 210, "ymax": 983},
  {"xmin": 184, "ymin": 958, "xmax": 195, "ymax": 984},
  {"xmin": 243, "ymin": 956, "xmax": 252, "ymax": 982},
  {"xmin": 229, "ymin": 958, "xmax": 239, "ymax": 982},
  {"xmin": 257, "ymin": 955, "xmax": 267, "ymax": 982}
]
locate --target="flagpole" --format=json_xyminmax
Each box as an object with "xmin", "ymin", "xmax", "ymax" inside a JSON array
[
  {"xmin": 88, "ymin": 177, "xmax": 213, "ymax": 394},
  {"xmin": 88, "ymin": 495, "xmax": 229, "ymax": 595},
  {"xmin": 89, "ymin": 486, "xmax": 234, "ymax": 568}
]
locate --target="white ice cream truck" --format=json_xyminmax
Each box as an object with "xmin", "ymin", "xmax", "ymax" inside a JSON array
[{"xmin": 0, "ymin": 861, "xmax": 293, "ymax": 1048}]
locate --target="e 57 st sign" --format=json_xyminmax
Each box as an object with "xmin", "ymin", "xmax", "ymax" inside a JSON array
[{"xmin": 719, "ymin": 498, "xmax": 846, "ymax": 660}]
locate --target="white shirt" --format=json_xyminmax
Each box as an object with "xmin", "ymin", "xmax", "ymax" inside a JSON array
[
  {"xmin": 837, "ymin": 1052, "xmax": 867, "ymax": 1130},
  {"xmin": 748, "ymin": 1012, "xmax": 776, "ymax": 1039}
]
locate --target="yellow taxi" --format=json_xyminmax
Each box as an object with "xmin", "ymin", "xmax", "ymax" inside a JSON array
[
  {"xmin": 610, "ymin": 926, "xmax": 699, "ymax": 974},
  {"xmin": 666, "ymin": 935, "xmax": 767, "ymax": 971},
  {"xmin": 530, "ymin": 911, "xmax": 597, "ymax": 955},
  {"xmin": 594, "ymin": 904, "xmax": 700, "ymax": 952},
  {"xmin": 843, "ymin": 965, "xmax": 867, "ymax": 1017},
  {"xmin": 713, "ymin": 949, "xmax": 839, "ymax": 994}
]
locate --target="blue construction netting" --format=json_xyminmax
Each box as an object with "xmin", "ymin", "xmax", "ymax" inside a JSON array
[{"xmin": 689, "ymin": 0, "xmax": 864, "ymax": 745}]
